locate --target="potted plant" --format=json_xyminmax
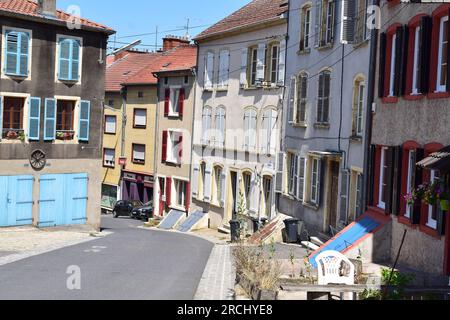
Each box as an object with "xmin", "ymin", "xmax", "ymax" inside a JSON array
[
  {"xmin": 436, "ymin": 184, "xmax": 450, "ymax": 212},
  {"xmin": 6, "ymin": 131, "xmax": 18, "ymax": 140}
]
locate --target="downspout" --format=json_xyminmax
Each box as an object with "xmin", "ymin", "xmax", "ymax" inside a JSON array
[
  {"xmin": 338, "ymin": 44, "xmax": 348, "ymax": 171},
  {"xmin": 189, "ymin": 66, "xmax": 198, "ymax": 216},
  {"xmin": 153, "ymin": 74, "xmax": 160, "ymax": 208},
  {"xmin": 362, "ymin": 0, "xmax": 379, "ymax": 214},
  {"xmin": 119, "ymin": 86, "xmax": 127, "ymax": 201}
]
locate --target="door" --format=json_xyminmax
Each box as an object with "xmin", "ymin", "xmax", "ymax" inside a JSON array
[
  {"xmin": 230, "ymin": 171, "xmax": 238, "ymax": 220},
  {"xmin": 0, "ymin": 175, "xmax": 34, "ymax": 227},
  {"xmin": 159, "ymin": 177, "xmax": 165, "ymax": 216},
  {"xmin": 328, "ymin": 161, "xmax": 340, "ymax": 231},
  {"xmin": 39, "ymin": 173, "xmax": 88, "ymax": 227}
]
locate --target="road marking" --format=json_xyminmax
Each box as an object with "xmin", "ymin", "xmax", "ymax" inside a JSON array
[{"xmin": 83, "ymin": 246, "xmax": 107, "ymax": 253}]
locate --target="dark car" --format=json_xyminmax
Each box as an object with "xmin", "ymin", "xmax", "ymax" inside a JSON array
[
  {"xmin": 112, "ymin": 200, "xmax": 143, "ymax": 218},
  {"xmin": 131, "ymin": 201, "xmax": 154, "ymax": 221}
]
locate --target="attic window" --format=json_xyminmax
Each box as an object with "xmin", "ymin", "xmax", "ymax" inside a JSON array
[
  {"xmin": 123, "ymin": 71, "xmax": 131, "ymax": 76},
  {"xmin": 163, "ymin": 63, "xmax": 171, "ymax": 68}
]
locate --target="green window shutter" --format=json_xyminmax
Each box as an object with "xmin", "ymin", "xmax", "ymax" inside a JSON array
[
  {"xmin": 44, "ymin": 98, "xmax": 57, "ymax": 141},
  {"xmin": 28, "ymin": 97, "xmax": 41, "ymax": 141},
  {"xmin": 0, "ymin": 96, "xmax": 3, "ymax": 141},
  {"xmin": 78, "ymin": 100, "xmax": 90, "ymax": 141}
]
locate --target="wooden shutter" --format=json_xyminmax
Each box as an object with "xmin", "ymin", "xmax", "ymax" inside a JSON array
[
  {"xmin": 220, "ymin": 170, "xmax": 227, "ymax": 207},
  {"xmin": 78, "ymin": 100, "xmax": 90, "ymax": 142},
  {"xmin": 28, "ymin": 97, "xmax": 41, "ymax": 141},
  {"xmin": 298, "ymin": 157, "xmax": 306, "ymax": 201},
  {"xmin": 179, "ymin": 88, "xmax": 185, "ymax": 117},
  {"xmin": 185, "ymin": 182, "xmax": 190, "ymax": 213},
  {"xmin": 58, "ymin": 39, "xmax": 72, "ymax": 80},
  {"xmin": 384, "ymin": 147, "xmax": 395, "ymax": 215},
  {"xmin": 192, "ymin": 165, "xmax": 199, "ymax": 198},
  {"xmin": 275, "ymin": 152, "xmax": 286, "ymax": 193},
  {"xmin": 0, "ymin": 96, "xmax": 3, "ymax": 142},
  {"xmin": 299, "ymin": 74, "xmax": 308, "ymax": 122},
  {"xmin": 317, "ymin": 72, "xmax": 324, "ymax": 122},
  {"xmin": 323, "ymin": 72, "xmax": 331, "ymax": 123},
  {"xmin": 393, "ymin": 26, "xmax": 403, "ymax": 97},
  {"xmin": 249, "ymin": 110, "xmax": 257, "ymax": 150},
  {"xmin": 391, "ymin": 146, "xmax": 403, "ymax": 216},
  {"xmin": 164, "ymin": 88, "xmax": 170, "ymax": 117},
  {"xmin": 165, "ymin": 178, "xmax": 172, "ymax": 207},
  {"xmin": 317, "ymin": 159, "xmax": 325, "ymax": 207},
  {"xmin": 314, "ymin": 0, "xmax": 323, "ymax": 47},
  {"xmin": 341, "ymin": 0, "xmax": 356, "ymax": 44},
  {"xmin": 19, "ymin": 32, "xmax": 29, "ymax": 76},
  {"xmin": 339, "ymin": 170, "xmax": 349, "ymax": 223},
  {"xmin": 44, "ymin": 98, "xmax": 56, "ymax": 141},
  {"xmin": 300, "ymin": 9, "xmax": 306, "ymax": 51},
  {"xmin": 288, "ymin": 77, "xmax": 296, "ymax": 122},
  {"xmin": 367, "ymin": 145, "xmax": 377, "ymax": 206},
  {"xmin": 398, "ymin": 25, "xmax": 409, "ymax": 96},
  {"xmin": 204, "ymin": 164, "xmax": 212, "ymax": 203},
  {"xmin": 240, "ymin": 48, "xmax": 248, "ymax": 87},
  {"xmin": 256, "ymin": 43, "xmax": 266, "ymax": 84},
  {"xmin": 161, "ymin": 131, "xmax": 168, "ymax": 163},
  {"xmin": 269, "ymin": 109, "xmax": 277, "ymax": 155},
  {"xmin": 412, "ymin": 148, "xmax": 424, "ymax": 224},
  {"xmin": 420, "ymin": 16, "xmax": 432, "ymax": 94},
  {"xmin": 447, "ymin": 8, "xmax": 450, "ymax": 92},
  {"xmin": 249, "ymin": 171, "xmax": 259, "ymax": 213},
  {"xmin": 278, "ymin": 39, "xmax": 286, "ymax": 85},
  {"xmin": 219, "ymin": 50, "xmax": 230, "ymax": 87},
  {"xmin": 261, "ymin": 111, "xmax": 269, "ymax": 154},
  {"xmin": 378, "ymin": 33, "xmax": 387, "ymax": 98},
  {"xmin": 5, "ymin": 31, "xmax": 18, "ymax": 75}
]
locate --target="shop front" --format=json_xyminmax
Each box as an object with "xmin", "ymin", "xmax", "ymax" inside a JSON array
[{"xmin": 121, "ymin": 171, "xmax": 154, "ymax": 204}]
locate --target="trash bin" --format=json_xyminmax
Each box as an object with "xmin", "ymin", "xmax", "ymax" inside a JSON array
[
  {"xmin": 250, "ymin": 217, "xmax": 260, "ymax": 233},
  {"xmin": 284, "ymin": 219, "xmax": 299, "ymax": 243},
  {"xmin": 229, "ymin": 220, "xmax": 241, "ymax": 243}
]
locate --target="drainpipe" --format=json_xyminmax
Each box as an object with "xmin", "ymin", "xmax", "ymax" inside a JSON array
[
  {"xmin": 362, "ymin": 0, "xmax": 379, "ymax": 214},
  {"xmin": 188, "ymin": 66, "xmax": 198, "ymax": 216},
  {"xmin": 120, "ymin": 86, "xmax": 127, "ymax": 158},
  {"xmin": 153, "ymin": 74, "xmax": 161, "ymax": 210}
]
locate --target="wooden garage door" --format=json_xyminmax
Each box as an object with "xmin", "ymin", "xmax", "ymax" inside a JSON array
[{"xmin": 0, "ymin": 175, "xmax": 34, "ymax": 227}]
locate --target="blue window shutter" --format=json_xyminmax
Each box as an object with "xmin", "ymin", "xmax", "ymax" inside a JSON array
[
  {"xmin": 71, "ymin": 40, "xmax": 80, "ymax": 81},
  {"xmin": 5, "ymin": 31, "xmax": 29, "ymax": 76},
  {"xmin": 44, "ymin": 98, "xmax": 56, "ymax": 140},
  {"xmin": 19, "ymin": 32, "xmax": 29, "ymax": 76},
  {"xmin": 78, "ymin": 100, "xmax": 90, "ymax": 141},
  {"xmin": 28, "ymin": 97, "xmax": 41, "ymax": 141},
  {"xmin": 0, "ymin": 96, "xmax": 3, "ymax": 141},
  {"xmin": 58, "ymin": 39, "xmax": 71, "ymax": 80}
]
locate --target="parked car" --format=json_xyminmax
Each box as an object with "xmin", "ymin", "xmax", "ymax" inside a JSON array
[
  {"xmin": 112, "ymin": 200, "xmax": 143, "ymax": 218},
  {"xmin": 131, "ymin": 201, "xmax": 154, "ymax": 221}
]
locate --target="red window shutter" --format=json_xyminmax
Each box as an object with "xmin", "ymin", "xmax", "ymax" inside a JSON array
[
  {"xmin": 185, "ymin": 182, "xmax": 190, "ymax": 212},
  {"xmin": 179, "ymin": 88, "xmax": 185, "ymax": 117},
  {"xmin": 165, "ymin": 178, "xmax": 172, "ymax": 207},
  {"xmin": 164, "ymin": 89, "xmax": 170, "ymax": 117},
  {"xmin": 178, "ymin": 134, "xmax": 183, "ymax": 162},
  {"xmin": 162, "ymin": 131, "xmax": 168, "ymax": 162}
]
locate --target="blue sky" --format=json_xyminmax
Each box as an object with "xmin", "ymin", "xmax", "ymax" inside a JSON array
[{"xmin": 57, "ymin": 0, "xmax": 250, "ymax": 51}]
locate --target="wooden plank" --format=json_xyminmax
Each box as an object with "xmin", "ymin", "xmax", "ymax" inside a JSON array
[{"xmin": 281, "ymin": 284, "xmax": 374, "ymax": 293}]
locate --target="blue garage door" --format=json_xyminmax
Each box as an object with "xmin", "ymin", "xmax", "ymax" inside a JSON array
[
  {"xmin": 0, "ymin": 175, "xmax": 34, "ymax": 227},
  {"xmin": 38, "ymin": 173, "xmax": 88, "ymax": 227}
]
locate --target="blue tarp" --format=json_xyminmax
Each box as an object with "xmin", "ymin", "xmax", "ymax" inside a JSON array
[
  {"xmin": 178, "ymin": 210, "xmax": 206, "ymax": 232},
  {"xmin": 309, "ymin": 216, "xmax": 381, "ymax": 268},
  {"xmin": 158, "ymin": 210, "xmax": 185, "ymax": 230}
]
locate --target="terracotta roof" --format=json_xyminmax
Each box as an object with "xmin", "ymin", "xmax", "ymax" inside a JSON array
[
  {"xmin": 106, "ymin": 45, "xmax": 197, "ymax": 91},
  {"xmin": 194, "ymin": 0, "xmax": 287, "ymax": 41},
  {"xmin": 124, "ymin": 45, "xmax": 197, "ymax": 85},
  {"xmin": 105, "ymin": 51, "xmax": 162, "ymax": 92},
  {"xmin": 0, "ymin": 0, "xmax": 114, "ymax": 34}
]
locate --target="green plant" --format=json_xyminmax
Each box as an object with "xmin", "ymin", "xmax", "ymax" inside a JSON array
[
  {"xmin": 381, "ymin": 268, "xmax": 415, "ymax": 300},
  {"xmin": 289, "ymin": 249, "xmax": 296, "ymax": 278}
]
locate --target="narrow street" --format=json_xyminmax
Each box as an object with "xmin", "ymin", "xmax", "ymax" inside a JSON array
[{"xmin": 0, "ymin": 216, "xmax": 214, "ymax": 300}]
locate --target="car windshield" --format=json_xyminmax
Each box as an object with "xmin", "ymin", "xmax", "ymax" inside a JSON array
[{"xmin": 131, "ymin": 200, "xmax": 143, "ymax": 207}]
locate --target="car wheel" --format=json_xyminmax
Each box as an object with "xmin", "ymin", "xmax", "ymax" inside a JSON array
[{"xmin": 113, "ymin": 211, "xmax": 119, "ymax": 218}]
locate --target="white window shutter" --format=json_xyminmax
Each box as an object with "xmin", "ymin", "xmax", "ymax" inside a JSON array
[
  {"xmin": 288, "ymin": 77, "xmax": 296, "ymax": 122},
  {"xmin": 269, "ymin": 110, "xmax": 278, "ymax": 155},
  {"xmin": 250, "ymin": 110, "xmax": 257, "ymax": 150},
  {"xmin": 278, "ymin": 39, "xmax": 286, "ymax": 86},
  {"xmin": 240, "ymin": 48, "xmax": 248, "ymax": 87},
  {"xmin": 243, "ymin": 112, "xmax": 249, "ymax": 150},
  {"xmin": 220, "ymin": 170, "xmax": 227, "ymax": 207},
  {"xmin": 249, "ymin": 172, "xmax": 259, "ymax": 214},
  {"xmin": 256, "ymin": 43, "xmax": 266, "ymax": 84},
  {"xmin": 192, "ymin": 164, "xmax": 200, "ymax": 198},
  {"xmin": 298, "ymin": 157, "xmax": 307, "ymax": 201},
  {"xmin": 260, "ymin": 111, "xmax": 269, "ymax": 154},
  {"xmin": 204, "ymin": 164, "xmax": 212, "ymax": 203},
  {"xmin": 314, "ymin": 0, "xmax": 323, "ymax": 47},
  {"xmin": 219, "ymin": 50, "xmax": 229, "ymax": 87},
  {"xmin": 341, "ymin": 0, "xmax": 356, "ymax": 44},
  {"xmin": 275, "ymin": 152, "xmax": 286, "ymax": 193},
  {"xmin": 205, "ymin": 52, "xmax": 214, "ymax": 89},
  {"xmin": 317, "ymin": 159, "xmax": 323, "ymax": 206},
  {"xmin": 339, "ymin": 170, "xmax": 349, "ymax": 223}
]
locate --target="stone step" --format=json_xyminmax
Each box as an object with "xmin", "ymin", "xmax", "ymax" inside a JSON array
[
  {"xmin": 301, "ymin": 241, "xmax": 320, "ymax": 251},
  {"xmin": 310, "ymin": 236, "xmax": 325, "ymax": 247},
  {"xmin": 218, "ymin": 225, "xmax": 231, "ymax": 234}
]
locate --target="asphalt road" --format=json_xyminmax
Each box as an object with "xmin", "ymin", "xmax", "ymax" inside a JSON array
[{"xmin": 0, "ymin": 216, "xmax": 214, "ymax": 300}]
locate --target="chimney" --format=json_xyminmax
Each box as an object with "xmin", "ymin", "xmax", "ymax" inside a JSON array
[
  {"xmin": 162, "ymin": 35, "xmax": 190, "ymax": 51},
  {"xmin": 38, "ymin": 0, "xmax": 57, "ymax": 17}
]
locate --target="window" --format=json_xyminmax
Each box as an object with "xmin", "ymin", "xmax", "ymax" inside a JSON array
[
  {"xmin": 296, "ymin": 73, "xmax": 308, "ymax": 124},
  {"xmin": 104, "ymin": 115, "xmax": 116, "ymax": 134},
  {"xmin": 311, "ymin": 158, "xmax": 321, "ymax": 204},
  {"xmin": 261, "ymin": 109, "xmax": 277, "ymax": 155},
  {"xmin": 317, "ymin": 70, "xmax": 331, "ymax": 124},
  {"xmin": 133, "ymin": 109, "xmax": 147, "ymax": 128},
  {"xmin": 263, "ymin": 176, "xmax": 273, "ymax": 217},
  {"xmin": 204, "ymin": 51, "xmax": 214, "ymax": 89},
  {"xmin": 138, "ymin": 91, "xmax": 144, "ymax": 98},
  {"xmin": 427, "ymin": 170, "xmax": 439, "ymax": 229},
  {"xmin": 405, "ymin": 150, "xmax": 417, "ymax": 219},
  {"xmin": 244, "ymin": 108, "xmax": 257, "ymax": 151},
  {"xmin": 165, "ymin": 87, "xmax": 184, "ymax": 117},
  {"xmin": 57, "ymin": 37, "xmax": 81, "ymax": 82},
  {"xmin": 249, "ymin": 47, "xmax": 258, "ymax": 86},
  {"xmin": 378, "ymin": 147, "xmax": 388, "ymax": 209},
  {"xmin": 174, "ymin": 179, "xmax": 187, "ymax": 208},
  {"xmin": 355, "ymin": 0, "xmax": 369, "ymax": 43},
  {"xmin": 353, "ymin": 79, "xmax": 365, "ymax": 137},
  {"xmin": 201, "ymin": 107, "xmax": 212, "ymax": 145},
  {"xmin": 56, "ymin": 100, "xmax": 75, "ymax": 139},
  {"xmin": 412, "ymin": 26, "xmax": 422, "ymax": 95},
  {"xmin": 215, "ymin": 107, "xmax": 226, "ymax": 146},
  {"xmin": 1, "ymin": 97, "xmax": 25, "ymax": 139},
  {"xmin": 213, "ymin": 166, "xmax": 223, "ymax": 204},
  {"xmin": 298, "ymin": 157, "xmax": 306, "ymax": 201},
  {"xmin": 167, "ymin": 131, "xmax": 182, "ymax": 164},
  {"xmin": 269, "ymin": 43, "xmax": 280, "ymax": 84},
  {"xmin": 4, "ymin": 30, "xmax": 30, "ymax": 77},
  {"xmin": 437, "ymin": 16, "xmax": 448, "ymax": 92},
  {"xmin": 164, "ymin": 77, "xmax": 169, "ymax": 86},
  {"xmin": 107, "ymin": 100, "xmax": 114, "ymax": 107},
  {"xmin": 218, "ymin": 50, "xmax": 230, "ymax": 88},
  {"xmin": 300, "ymin": 6, "xmax": 312, "ymax": 51},
  {"xmin": 184, "ymin": 75, "xmax": 189, "ymax": 85},
  {"xmin": 288, "ymin": 153, "xmax": 298, "ymax": 197},
  {"xmin": 389, "ymin": 34, "xmax": 397, "ymax": 96},
  {"xmin": 132, "ymin": 144, "xmax": 145, "ymax": 164},
  {"xmin": 243, "ymin": 172, "xmax": 252, "ymax": 210},
  {"xmin": 103, "ymin": 148, "xmax": 115, "ymax": 168},
  {"xmin": 316, "ymin": 0, "xmax": 335, "ymax": 47}
]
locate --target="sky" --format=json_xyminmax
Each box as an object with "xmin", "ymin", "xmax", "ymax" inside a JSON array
[{"xmin": 57, "ymin": 0, "xmax": 250, "ymax": 51}]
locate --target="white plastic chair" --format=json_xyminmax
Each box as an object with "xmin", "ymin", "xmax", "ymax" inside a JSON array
[{"xmin": 315, "ymin": 250, "xmax": 355, "ymax": 286}]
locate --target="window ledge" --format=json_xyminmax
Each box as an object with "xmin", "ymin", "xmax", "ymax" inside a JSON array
[
  {"xmin": 170, "ymin": 205, "xmax": 186, "ymax": 212},
  {"xmin": 167, "ymin": 114, "xmax": 181, "ymax": 119},
  {"xmin": 210, "ymin": 201, "xmax": 223, "ymax": 209},
  {"xmin": 350, "ymin": 135, "xmax": 363, "ymax": 143},
  {"xmin": 427, "ymin": 92, "xmax": 450, "ymax": 100},
  {"xmin": 382, "ymin": 96, "xmax": 398, "ymax": 104},
  {"xmin": 404, "ymin": 94, "xmax": 424, "ymax": 101},
  {"xmin": 316, "ymin": 43, "xmax": 334, "ymax": 51},
  {"xmin": 202, "ymin": 88, "xmax": 214, "ymax": 93},
  {"xmin": 165, "ymin": 159, "xmax": 181, "ymax": 166},
  {"xmin": 303, "ymin": 202, "xmax": 319, "ymax": 211},
  {"xmin": 281, "ymin": 193, "xmax": 295, "ymax": 201},
  {"xmin": 103, "ymin": 165, "xmax": 115, "ymax": 169},
  {"xmin": 352, "ymin": 39, "xmax": 369, "ymax": 49},
  {"xmin": 4, "ymin": 73, "xmax": 28, "ymax": 79},
  {"xmin": 216, "ymin": 86, "xmax": 229, "ymax": 92},
  {"xmin": 419, "ymin": 224, "xmax": 441, "ymax": 240},
  {"xmin": 242, "ymin": 86, "xmax": 260, "ymax": 91},
  {"xmin": 297, "ymin": 48, "xmax": 311, "ymax": 55},
  {"xmin": 397, "ymin": 215, "xmax": 416, "ymax": 228},
  {"xmin": 314, "ymin": 123, "xmax": 330, "ymax": 129}
]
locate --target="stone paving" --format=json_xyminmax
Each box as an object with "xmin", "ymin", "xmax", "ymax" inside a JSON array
[{"xmin": 194, "ymin": 244, "xmax": 236, "ymax": 300}]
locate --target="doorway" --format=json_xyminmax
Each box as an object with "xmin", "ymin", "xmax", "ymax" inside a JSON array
[
  {"xmin": 229, "ymin": 171, "xmax": 238, "ymax": 220},
  {"xmin": 328, "ymin": 161, "xmax": 340, "ymax": 232}
]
